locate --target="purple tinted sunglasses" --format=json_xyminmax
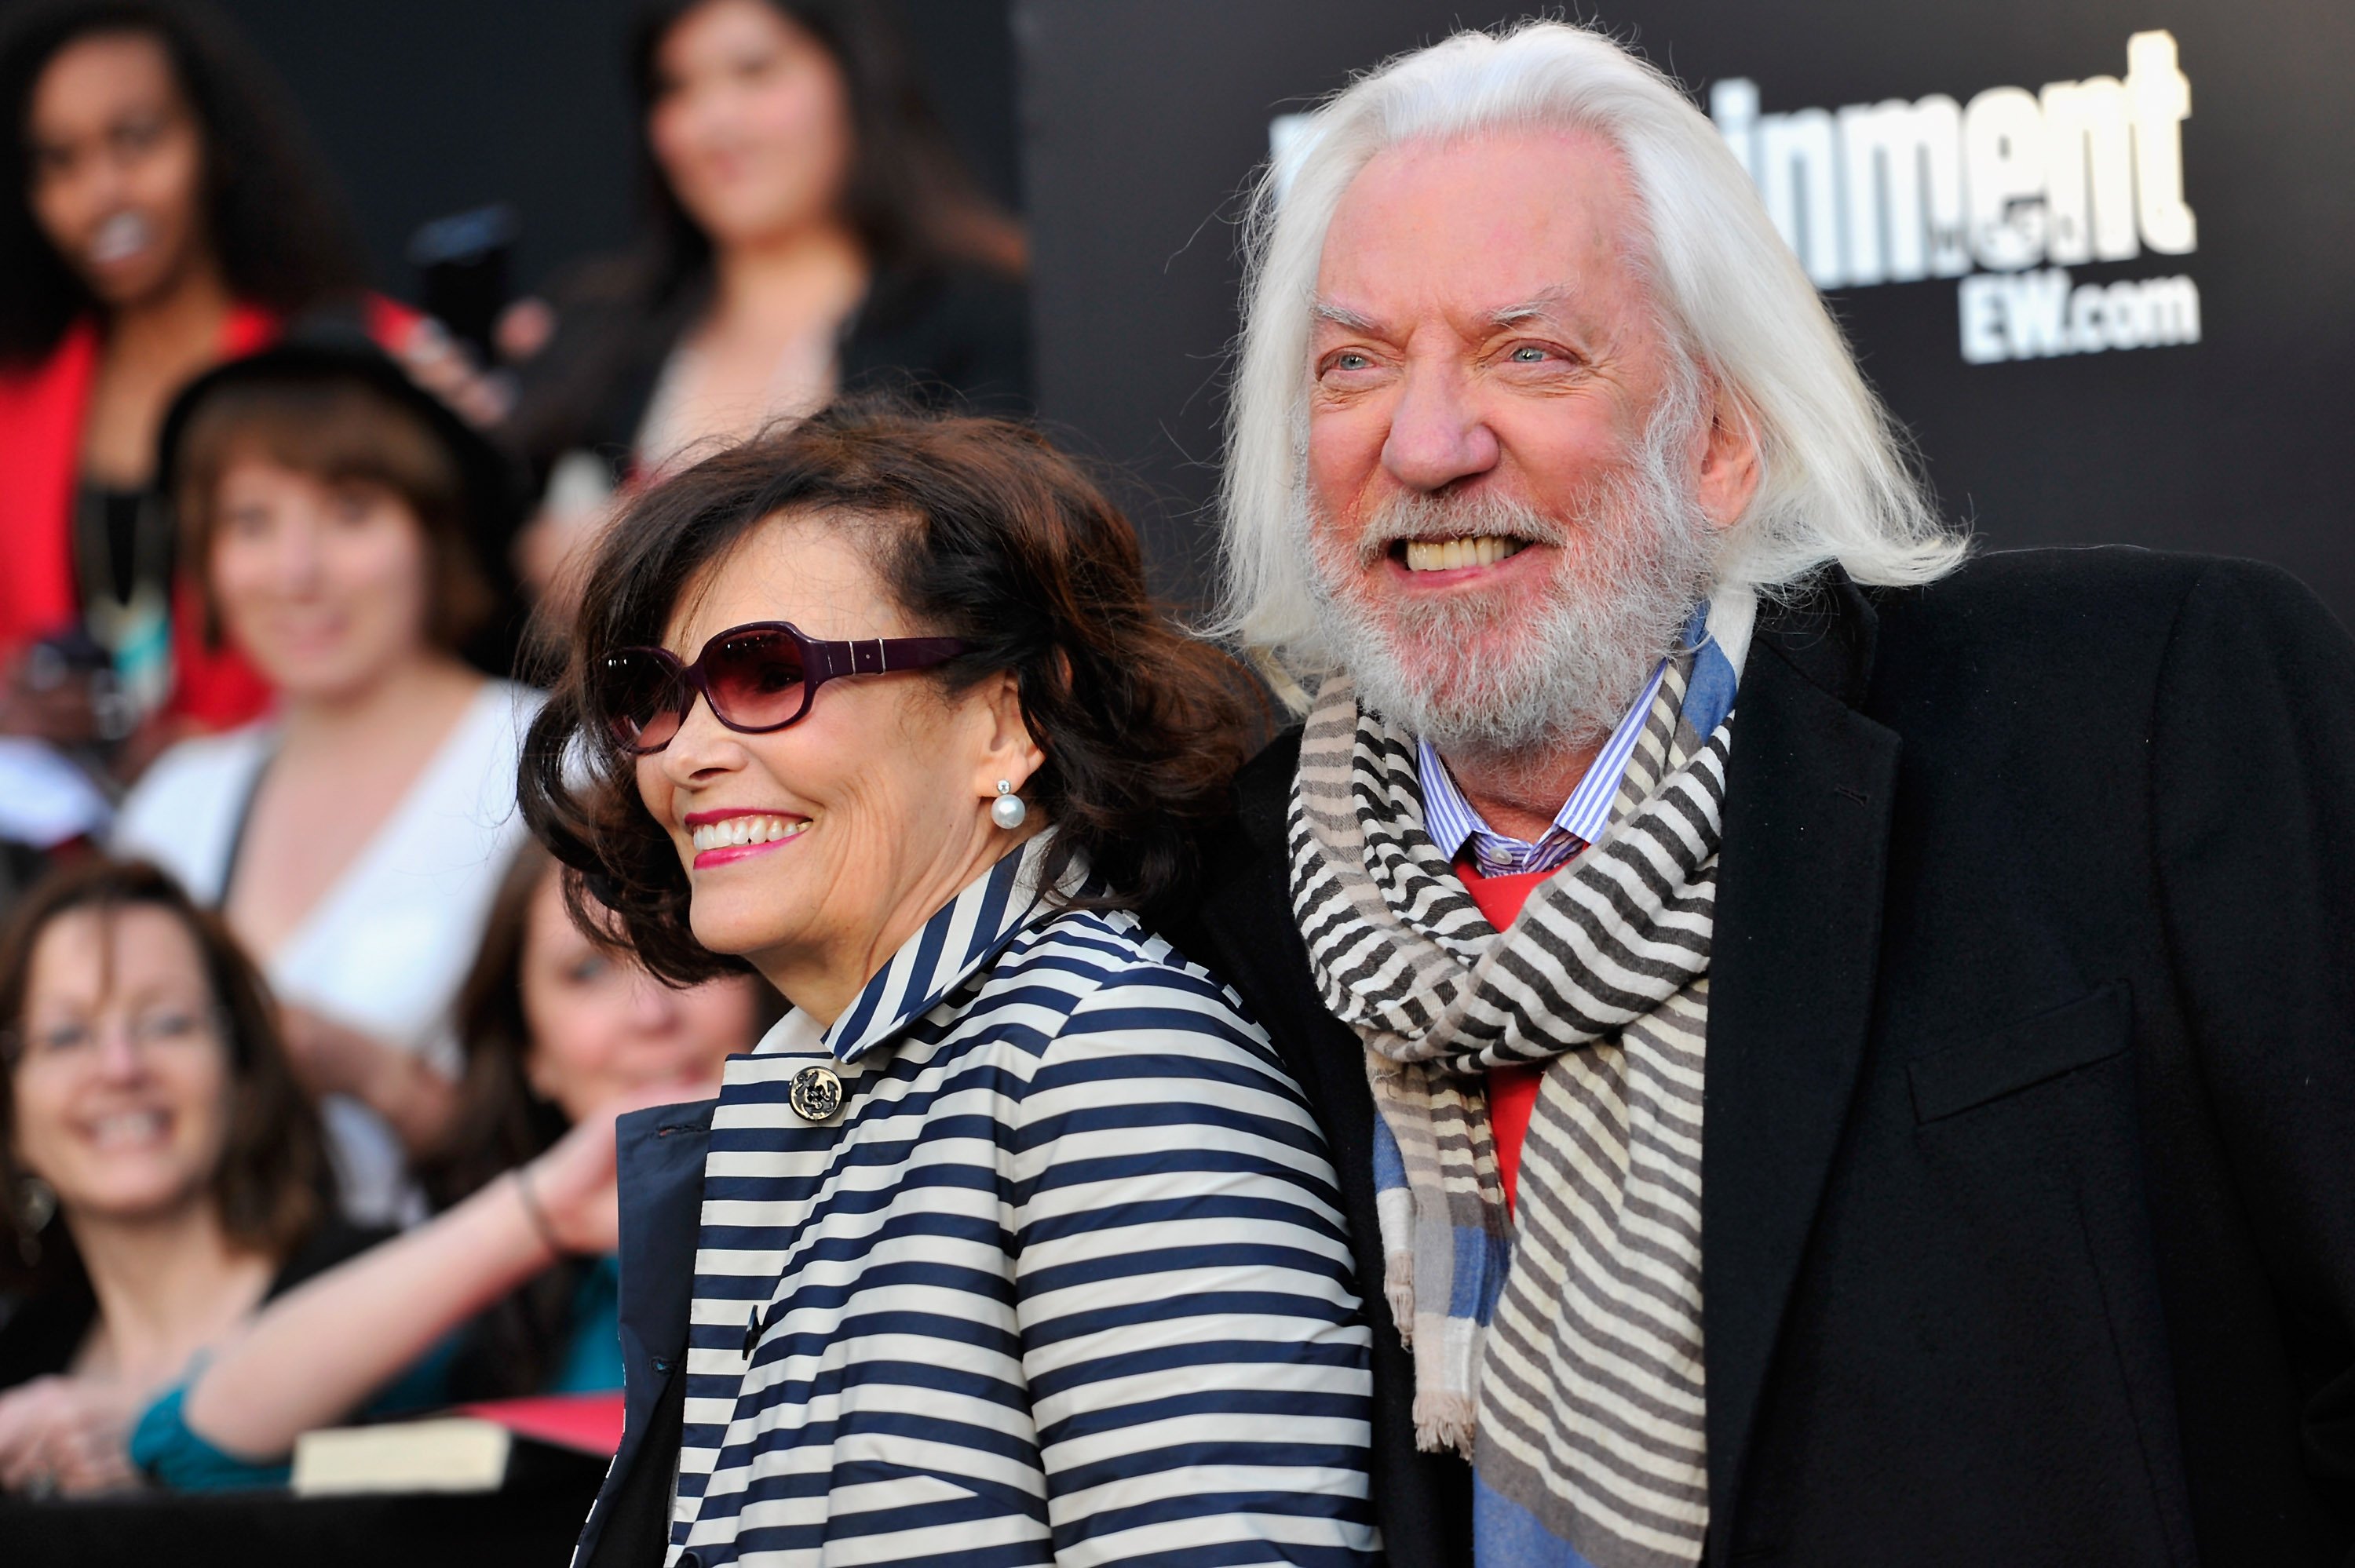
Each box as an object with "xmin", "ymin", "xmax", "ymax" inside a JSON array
[{"xmin": 595, "ymin": 620, "xmax": 968, "ymax": 753}]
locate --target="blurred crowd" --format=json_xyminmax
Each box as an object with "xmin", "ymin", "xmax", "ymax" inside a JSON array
[{"xmin": 0, "ymin": 0, "xmax": 1028, "ymax": 1496}]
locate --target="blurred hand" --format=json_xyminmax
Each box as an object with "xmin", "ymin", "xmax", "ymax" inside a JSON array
[
  {"xmin": 494, "ymin": 297, "xmax": 555, "ymax": 364},
  {"xmin": 277, "ymin": 1005, "xmax": 392, "ymax": 1101},
  {"xmin": 392, "ymin": 316, "xmax": 512, "ymax": 428},
  {"xmin": 278, "ymin": 1007, "xmax": 455, "ymax": 1156},
  {"xmin": 0, "ymin": 652, "xmax": 103, "ymax": 746},
  {"xmin": 0, "ymin": 1376, "xmax": 142, "ymax": 1496},
  {"xmin": 522, "ymin": 1078, "xmax": 721, "ymax": 1256}
]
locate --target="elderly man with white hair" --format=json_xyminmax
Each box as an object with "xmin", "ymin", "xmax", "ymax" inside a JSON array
[{"xmin": 1169, "ymin": 20, "xmax": 2355, "ymax": 1568}]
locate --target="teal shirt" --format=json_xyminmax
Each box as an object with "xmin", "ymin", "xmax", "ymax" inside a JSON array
[
  {"xmin": 544, "ymin": 1254, "xmax": 623, "ymax": 1395},
  {"xmin": 130, "ymin": 1382, "xmax": 293, "ymax": 1490},
  {"xmin": 133, "ymin": 1253, "xmax": 626, "ymax": 1491}
]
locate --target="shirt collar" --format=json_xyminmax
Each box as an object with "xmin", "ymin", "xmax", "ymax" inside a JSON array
[
  {"xmin": 1416, "ymin": 593, "xmax": 1747, "ymax": 873},
  {"xmin": 1416, "ymin": 656, "xmax": 1666, "ymax": 873},
  {"xmin": 758, "ymin": 832, "xmax": 1070, "ymax": 1066}
]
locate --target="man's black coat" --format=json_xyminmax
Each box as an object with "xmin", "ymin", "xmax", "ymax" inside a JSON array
[{"xmin": 1162, "ymin": 548, "xmax": 2355, "ymax": 1568}]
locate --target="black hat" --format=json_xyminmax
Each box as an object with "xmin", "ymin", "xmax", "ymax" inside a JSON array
[{"xmin": 155, "ymin": 315, "xmax": 526, "ymax": 553}]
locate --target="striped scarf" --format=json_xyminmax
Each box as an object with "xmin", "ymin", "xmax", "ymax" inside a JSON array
[{"xmin": 1287, "ymin": 603, "xmax": 1744, "ymax": 1568}]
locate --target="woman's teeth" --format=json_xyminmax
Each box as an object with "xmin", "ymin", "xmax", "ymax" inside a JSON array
[
  {"xmin": 1402, "ymin": 536, "xmax": 1526, "ymax": 572},
  {"xmin": 692, "ymin": 815, "xmax": 806, "ymax": 851},
  {"xmin": 88, "ymin": 1110, "xmax": 169, "ymax": 1147}
]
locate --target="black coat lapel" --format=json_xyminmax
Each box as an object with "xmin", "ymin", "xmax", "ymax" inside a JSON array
[{"xmin": 1703, "ymin": 579, "xmax": 1898, "ymax": 1563}]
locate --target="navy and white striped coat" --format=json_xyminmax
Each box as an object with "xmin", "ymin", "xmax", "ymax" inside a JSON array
[{"xmin": 579, "ymin": 837, "xmax": 1378, "ymax": 1567}]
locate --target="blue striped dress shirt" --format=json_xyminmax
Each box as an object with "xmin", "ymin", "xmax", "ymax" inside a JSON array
[
  {"xmin": 1416, "ymin": 601, "xmax": 1743, "ymax": 878},
  {"xmin": 667, "ymin": 836, "xmax": 1378, "ymax": 1566},
  {"xmin": 1417, "ymin": 659, "xmax": 1668, "ymax": 877}
]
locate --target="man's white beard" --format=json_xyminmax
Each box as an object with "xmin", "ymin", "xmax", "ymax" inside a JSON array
[{"xmin": 1307, "ymin": 398, "xmax": 1720, "ymax": 766}]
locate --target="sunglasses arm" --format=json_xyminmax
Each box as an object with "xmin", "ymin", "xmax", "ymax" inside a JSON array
[{"xmin": 842, "ymin": 637, "xmax": 968, "ymax": 675}]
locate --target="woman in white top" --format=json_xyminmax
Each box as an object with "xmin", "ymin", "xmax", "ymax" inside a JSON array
[{"xmin": 116, "ymin": 337, "xmax": 536, "ymax": 1223}]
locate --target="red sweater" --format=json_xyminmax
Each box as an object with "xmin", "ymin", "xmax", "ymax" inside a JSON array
[{"xmin": 1452, "ymin": 860, "xmax": 1554, "ymax": 1212}]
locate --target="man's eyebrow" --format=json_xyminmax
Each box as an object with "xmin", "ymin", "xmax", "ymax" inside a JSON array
[
  {"xmin": 1310, "ymin": 298, "xmax": 1382, "ymax": 334},
  {"xmin": 1486, "ymin": 286, "xmax": 1577, "ymax": 328}
]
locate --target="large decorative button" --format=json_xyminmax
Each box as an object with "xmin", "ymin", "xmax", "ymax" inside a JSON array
[{"xmin": 788, "ymin": 1063, "xmax": 843, "ymax": 1123}]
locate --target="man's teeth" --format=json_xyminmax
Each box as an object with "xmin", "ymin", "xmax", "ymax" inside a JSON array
[
  {"xmin": 1401, "ymin": 537, "xmax": 1526, "ymax": 572},
  {"xmin": 692, "ymin": 815, "xmax": 807, "ymax": 851}
]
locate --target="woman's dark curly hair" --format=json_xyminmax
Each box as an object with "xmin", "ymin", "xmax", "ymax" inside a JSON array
[
  {"xmin": 520, "ymin": 400, "xmax": 1265, "ymax": 986},
  {"xmin": 0, "ymin": 0, "xmax": 369, "ymax": 366},
  {"xmin": 0, "ymin": 856, "xmax": 332, "ymax": 1293}
]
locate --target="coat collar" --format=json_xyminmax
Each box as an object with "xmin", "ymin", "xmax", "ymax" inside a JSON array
[
  {"xmin": 790, "ymin": 832, "xmax": 1072, "ymax": 1067},
  {"xmin": 1701, "ymin": 569, "xmax": 1900, "ymax": 1560}
]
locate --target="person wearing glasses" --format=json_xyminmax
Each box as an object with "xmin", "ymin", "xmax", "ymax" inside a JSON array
[
  {"xmin": 120, "ymin": 841, "xmax": 758, "ymax": 1491},
  {"xmin": 0, "ymin": 857, "xmax": 378, "ymax": 1497},
  {"xmin": 515, "ymin": 403, "xmax": 1376, "ymax": 1566}
]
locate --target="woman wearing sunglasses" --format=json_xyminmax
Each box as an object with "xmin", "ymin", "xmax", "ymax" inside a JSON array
[{"xmin": 516, "ymin": 403, "xmax": 1377, "ymax": 1566}]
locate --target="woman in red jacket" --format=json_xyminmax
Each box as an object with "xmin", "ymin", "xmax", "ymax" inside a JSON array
[{"xmin": 0, "ymin": 0, "xmax": 407, "ymax": 751}]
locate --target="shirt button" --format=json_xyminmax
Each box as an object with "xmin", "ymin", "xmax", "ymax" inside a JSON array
[
  {"xmin": 679, "ymin": 1553, "xmax": 703, "ymax": 1568},
  {"xmin": 788, "ymin": 1063, "xmax": 843, "ymax": 1122}
]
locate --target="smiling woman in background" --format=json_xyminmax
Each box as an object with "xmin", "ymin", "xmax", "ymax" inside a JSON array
[
  {"xmin": 112, "ymin": 340, "xmax": 538, "ymax": 1225},
  {"xmin": 0, "ymin": 858, "xmax": 376, "ymax": 1497},
  {"xmin": 0, "ymin": 0, "xmax": 410, "ymax": 747},
  {"xmin": 125, "ymin": 839, "xmax": 758, "ymax": 1490},
  {"xmin": 504, "ymin": 0, "xmax": 1029, "ymax": 611}
]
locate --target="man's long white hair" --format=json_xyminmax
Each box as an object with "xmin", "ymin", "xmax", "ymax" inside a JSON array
[{"xmin": 1217, "ymin": 20, "xmax": 1966, "ymax": 664}]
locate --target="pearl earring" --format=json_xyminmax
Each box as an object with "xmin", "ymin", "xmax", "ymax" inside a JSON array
[{"xmin": 991, "ymin": 779, "xmax": 1028, "ymax": 830}]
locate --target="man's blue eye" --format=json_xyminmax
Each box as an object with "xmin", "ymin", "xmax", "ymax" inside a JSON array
[
  {"xmin": 1511, "ymin": 346, "xmax": 1549, "ymax": 363},
  {"xmin": 1335, "ymin": 352, "xmax": 1370, "ymax": 371}
]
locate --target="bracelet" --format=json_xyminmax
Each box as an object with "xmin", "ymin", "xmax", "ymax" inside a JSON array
[{"xmin": 513, "ymin": 1166, "xmax": 562, "ymax": 1259}]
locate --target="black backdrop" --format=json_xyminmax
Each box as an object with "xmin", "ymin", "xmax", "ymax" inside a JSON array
[
  {"xmin": 204, "ymin": 1, "xmax": 2351, "ymax": 622},
  {"xmin": 1014, "ymin": 1, "xmax": 2355, "ymax": 618},
  {"xmin": 209, "ymin": 0, "xmax": 1022, "ymax": 296}
]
